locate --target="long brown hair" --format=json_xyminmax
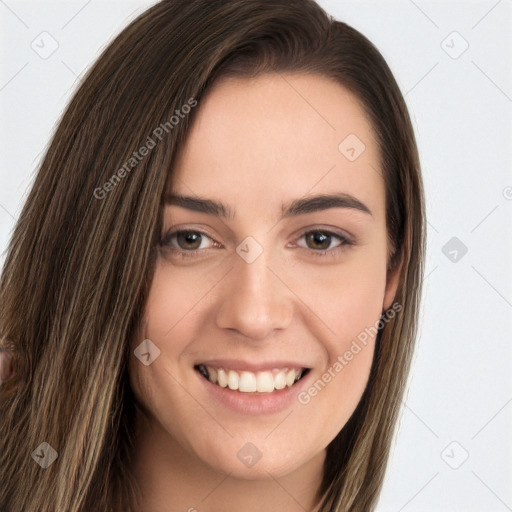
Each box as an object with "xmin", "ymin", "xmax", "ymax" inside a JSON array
[{"xmin": 0, "ymin": 1, "xmax": 425, "ymax": 511}]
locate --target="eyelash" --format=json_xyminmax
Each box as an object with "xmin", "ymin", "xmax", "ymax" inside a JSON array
[{"xmin": 159, "ymin": 228, "xmax": 354, "ymax": 260}]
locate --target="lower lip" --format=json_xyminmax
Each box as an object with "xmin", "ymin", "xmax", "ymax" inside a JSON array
[{"xmin": 196, "ymin": 369, "xmax": 311, "ymax": 415}]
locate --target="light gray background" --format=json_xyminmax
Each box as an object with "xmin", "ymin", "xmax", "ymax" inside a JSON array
[{"xmin": 1, "ymin": 1, "xmax": 511, "ymax": 511}]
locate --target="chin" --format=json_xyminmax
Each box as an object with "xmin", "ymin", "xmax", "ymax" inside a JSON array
[{"xmin": 193, "ymin": 436, "xmax": 313, "ymax": 480}]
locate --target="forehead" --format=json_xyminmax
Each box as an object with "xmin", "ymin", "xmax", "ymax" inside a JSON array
[{"xmin": 171, "ymin": 72, "xmax": 383, "ymax": 220}]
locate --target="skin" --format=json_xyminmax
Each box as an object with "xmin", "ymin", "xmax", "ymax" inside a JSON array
[{"xmin": 128, "ymin": 72, "xmax": 401, "ymax": 512}]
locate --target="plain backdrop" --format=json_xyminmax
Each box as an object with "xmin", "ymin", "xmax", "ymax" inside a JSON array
[{"xmin": 1, "ymin": 1, "xmax": 511, "ymax": 511}]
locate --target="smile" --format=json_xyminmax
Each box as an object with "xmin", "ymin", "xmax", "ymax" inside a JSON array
[{"xmin": 194, "ymin": 364, "xmax": 310, "ymax": 393}]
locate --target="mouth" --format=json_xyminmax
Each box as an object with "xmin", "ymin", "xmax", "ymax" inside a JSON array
[{"xmin": 194, "ymin": 364, "xmax": 311, "ymax": 394}]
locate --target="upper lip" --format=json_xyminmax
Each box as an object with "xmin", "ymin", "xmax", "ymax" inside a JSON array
[{"xmin": 195, "ymin": 359, "xmax": 311, "ymax": 372}]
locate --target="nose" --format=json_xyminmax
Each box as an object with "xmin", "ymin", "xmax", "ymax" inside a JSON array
[{"xmin": 215, "ymin": 248, "xmax": 293, "ymax": 341}]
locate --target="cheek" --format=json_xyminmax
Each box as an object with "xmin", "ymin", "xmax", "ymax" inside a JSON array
[
  {"xmin": 138, "ymin": 259, "xmax": 225, "ymax": 344},
  {"xmin": 289, "ymin": 246, "xmax": 387, "ymax": 424},
  {"xmin": 127, "ymin": 266, "xmax": 222, "ymax": 461},
  {"xmin": 127, "ymin": 261, "xmax": 227, "ymax": 428},
  {"xmin": 289, "ymin": 244, "xmax": 388, "ymax": 351}
]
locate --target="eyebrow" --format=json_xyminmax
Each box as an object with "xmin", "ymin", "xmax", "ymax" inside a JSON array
[{"xmin": 164, "ymin": 192, "xmax": 372, "ymax": 219}]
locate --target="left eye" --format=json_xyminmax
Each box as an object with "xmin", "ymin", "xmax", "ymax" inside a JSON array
[{"xmin": 296, "ymin": 230, "xmax": 346, "ymax": 251}]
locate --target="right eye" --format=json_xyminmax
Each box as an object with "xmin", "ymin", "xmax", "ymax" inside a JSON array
[{"xmin": 159, "ymin": 229, "xmax": 221, "ymax": 259}]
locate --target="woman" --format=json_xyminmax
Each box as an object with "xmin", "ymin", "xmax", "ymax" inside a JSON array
[{"xmin": 0, "ymin": 1, "xmax": 426, "ymax": 511}]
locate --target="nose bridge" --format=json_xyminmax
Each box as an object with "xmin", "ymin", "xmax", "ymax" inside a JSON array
[
  {"xmin": 215, "ymin": 240, "xmax": 293, "ymax": 339},
  {"xmin": 237, "ymin": 247, "xmax": 273, "ymax": 294}
]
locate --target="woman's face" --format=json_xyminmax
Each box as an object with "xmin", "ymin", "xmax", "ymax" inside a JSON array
[{"xmin": 129, "ymin": 72, "xmax": 400, "ymax": 480}]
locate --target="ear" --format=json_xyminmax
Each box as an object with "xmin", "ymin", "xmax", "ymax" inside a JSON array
[{"xmin": 382, "ymin": 249, "xmax": 403, "ymax": 312}]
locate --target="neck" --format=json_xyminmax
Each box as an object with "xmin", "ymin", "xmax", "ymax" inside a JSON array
[{"xmin": 129, "ymin": 408, "xmax": 325, "ymax": 512}]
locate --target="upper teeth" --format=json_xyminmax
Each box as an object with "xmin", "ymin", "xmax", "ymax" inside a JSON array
[{"xmin": 199, "ymin": 365, "xmax": 304, "ymax": 393}]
